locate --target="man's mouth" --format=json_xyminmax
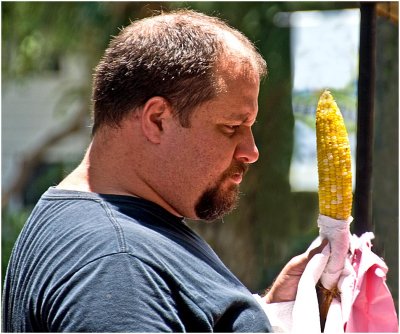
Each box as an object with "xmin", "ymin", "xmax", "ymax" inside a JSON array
[
  {"xmin": 225, "ymin": 162, "xmax": 249, "ymax": 185},
  {"xmin": 230, "ymin": 172, "xmax": 243, "ymax": 184}
]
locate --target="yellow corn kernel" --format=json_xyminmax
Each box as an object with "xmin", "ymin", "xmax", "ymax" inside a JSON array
[{"xmin": 316, "ymin": 90, "xmax": 352, "ymax": 220}]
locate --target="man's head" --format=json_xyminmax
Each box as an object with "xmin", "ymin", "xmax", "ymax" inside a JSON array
[
  {"xmin": 92, "ymin": 9, "xmax": 266, "ymax": 133},
  {"xmin": 91, "ymin": 10, "xmax": 267, "ymax": 221}
]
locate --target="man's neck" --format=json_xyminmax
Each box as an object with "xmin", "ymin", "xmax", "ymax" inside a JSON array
[{"xmin": 57, "ymin": 138, "xmax": 185, "ymax": 219}]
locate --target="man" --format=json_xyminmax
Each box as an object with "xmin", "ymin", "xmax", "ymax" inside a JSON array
[{"xmin": 3, "ymin": 10, "xmax": 325, "ymax": 332}]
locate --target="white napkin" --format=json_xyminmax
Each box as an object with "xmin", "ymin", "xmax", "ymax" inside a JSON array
[
  {"xmin": 291, "ymin": 238, "xmax": 331, "ymax": 333},
  {"xmin": 254, "ymin": 215, "xmax": 352, "ymax": 333},
  {"xmin": 318, "ymin": 214, "xmax": 352, "ymax": 290}
]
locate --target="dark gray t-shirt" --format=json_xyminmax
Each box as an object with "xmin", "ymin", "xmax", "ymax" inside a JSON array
[{"xmin": 2, "ymin": 187, "xmax": 272, "ymax": 332}]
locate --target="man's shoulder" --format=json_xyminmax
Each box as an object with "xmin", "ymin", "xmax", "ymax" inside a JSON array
[
  {"xmin": 36, "ymin": 187, "xmax": 132, "ymax": 240},
  {"xmin": 30, "ymin": 188, "xmax": 224, "ymax": 277},
  {"xmin": 33, "ymin": 187, "xmax": 192, "ymax": 254}
]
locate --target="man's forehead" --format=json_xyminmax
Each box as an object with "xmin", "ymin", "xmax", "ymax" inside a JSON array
[
  {"xmin": 217, "ymin": 57, "xmax": 260, "ymax": 83},
  {"xmin": 214, "ymin": 64, "xmax": 260, "ymax": 98}
]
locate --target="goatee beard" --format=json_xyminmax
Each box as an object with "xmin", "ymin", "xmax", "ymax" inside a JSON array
[{"xmin": 194, "ymin": 161, "xmax": 249, "ymax": 222}]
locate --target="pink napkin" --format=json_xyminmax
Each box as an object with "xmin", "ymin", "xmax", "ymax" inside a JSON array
[{"xmin": 343, "ymin": 232, "xmax": 398, "ymax": 332}]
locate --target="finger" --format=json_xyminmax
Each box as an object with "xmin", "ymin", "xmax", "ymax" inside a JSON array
[{"xmin": 307, "ymin": 238, "xmax": 329, "ymax": 261}]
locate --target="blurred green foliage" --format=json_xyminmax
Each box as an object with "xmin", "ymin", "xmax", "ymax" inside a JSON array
[{"xmin": 1, "ymin": 2, "xmax": 167, "ymax": 80}]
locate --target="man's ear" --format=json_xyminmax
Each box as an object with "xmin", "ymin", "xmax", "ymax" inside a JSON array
[{"xmin": 141, "ymin": 97, "xmax": 173, "ymax": 144}]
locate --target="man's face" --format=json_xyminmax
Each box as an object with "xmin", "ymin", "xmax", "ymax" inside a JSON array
[{"xmin": 156, "ymin": 65, "xmax": 260, "ymax": 221}]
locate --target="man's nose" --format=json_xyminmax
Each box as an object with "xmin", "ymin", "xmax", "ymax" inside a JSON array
[{"xmin": 234, "ymin": 128, "xmax": 259, "ymax": 164}]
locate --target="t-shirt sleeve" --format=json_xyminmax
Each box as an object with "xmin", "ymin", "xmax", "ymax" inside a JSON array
[{"xmin": 47, "ymin": 253, "xmax": 186, "ymax": 332}]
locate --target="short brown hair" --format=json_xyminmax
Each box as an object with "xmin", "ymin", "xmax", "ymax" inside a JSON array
[{"xmin": 92, "ymin": 9, "xmax": 266, "ymax": 134}]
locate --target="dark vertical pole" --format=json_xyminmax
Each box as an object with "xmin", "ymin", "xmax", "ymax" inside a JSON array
[{"xmin": 354, "ymin": 2, "xmax": 376, "ymax": 236}]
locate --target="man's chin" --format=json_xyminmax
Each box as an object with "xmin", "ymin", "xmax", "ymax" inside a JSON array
[{"xmin": 194, "ymin": 183, "xmax": 240, "ymax": 222}]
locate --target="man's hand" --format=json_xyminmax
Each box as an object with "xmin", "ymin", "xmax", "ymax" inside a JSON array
[{"xmin": 263, "ymin": 238, "xmax": 329, "ymax": 303}]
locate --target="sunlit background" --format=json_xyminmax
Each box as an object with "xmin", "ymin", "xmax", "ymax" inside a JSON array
[
  {"xmin": 2, "ymin": 2, "xmax": 398, "ymax": 312},
  {"xmin": 289, "ymin": 9, "xmax": 359, "ymax": 191}
]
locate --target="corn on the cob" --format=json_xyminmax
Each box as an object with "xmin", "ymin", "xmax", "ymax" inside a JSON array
[{"xmin": 316, "ymin": 90, "xmax": 352, "ymax": 220}]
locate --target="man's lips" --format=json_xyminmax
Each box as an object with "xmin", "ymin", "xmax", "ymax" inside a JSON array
[
  {"xmin": 226, "ymin": 162, "xmax": 248, "ymax": 184},
  {"xmin": 220, "ymin": 162, "xmax": 249, "ymax": 186},
  {"xmin": 230, "ymin": 172, "xmax": 243, "ymax": 184}
]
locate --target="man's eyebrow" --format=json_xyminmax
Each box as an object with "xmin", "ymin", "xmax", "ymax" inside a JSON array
[{"xmin": 226, "ymin": 112, "xmax": 258, "ymax": 125}]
